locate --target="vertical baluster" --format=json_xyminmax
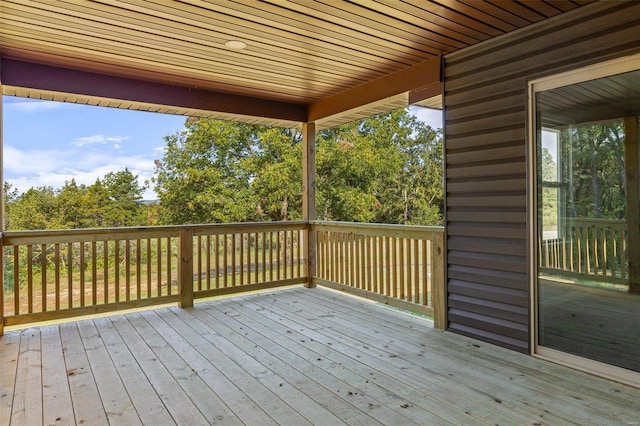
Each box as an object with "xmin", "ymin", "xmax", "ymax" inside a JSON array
[
  {"xmin": 384, "ymin": 236, "xmax": 391, "ymax": 297},
  {"xmin": 197, "ymin": 235, "xmax": 203, "ymax": 291},
  {"xmin": 414, "ymin": 239, "xmax": 420, "ymax": 303},
  {"xmin": 166, "ymin": 237, "xmax": 172, "ymax": 295},
  {"xmin": 125, "ymin": 240, "xmax": 130, "ymax": 301},
  {"xmin": 422, "ymin": 239, "xmax": 428, "ymax": 305},
  {"xmin": 146, "ymin": 238, "xmax": 152, "ymax": 298},
  {"xmin": 223, "ymin": 234, "xmax": 229, "ymax": 287},
  {"xmin": 261, "ymin": 233, "xmax": 266, "ymax": 284},
  {"xmin": 14, "ymin": 246, "xmax": 20, "ymax": 315},
  {"xmin": 399, "ymin": 238, "xmax": 406, "ymax": 300},
  {"xmin": 215, "ymin": 234, "xmax": 221, "ymax": 289},
  {"xmin": 231, "ymin": 234, "xmax": 237, "ymax": 287},
  {"xmin": 104, "ymin": 241, "xmax": 109, "ymax": 303},
  {"xmin": 27, "ymin": 245, "xmax": 33, "ymax": 313},
  {"xmin": 115, "ymin": 240, "xmax": 120, "ymax": 302},
  {"xmin": 79, "ymin": 243, "xmax": 85, "ymax": 307},
  {"xmin": 372, "ymin": 235, "xmax": 378, "ymax": 294},
  {"xmin": 55, "ymin": 244, "xmax": 61, "ymax": 310},
  {"xmin": 156, "ymin": 238, "xmax": 162, "ymax": 296},
  {"xmin": 41, "ymin": 244, "xmax": 47, "ymax": 312},
  {"xmin": 136, "ymin": 239, "xmax": 141, "ymax": 299},
  {"xmin": 92, "ymin": 241, "xmax": 97, "ymax": 305},
  {"xmin": 254, "ymin": 232, "xmax": 260, "ymax": 283},
  {"xmin": 67, "ymin": 243, "xmax": 73, "ymax": 308},
  {"xmin": 207, "ymin": 235, "xmax": 212, "ymax": 289}
]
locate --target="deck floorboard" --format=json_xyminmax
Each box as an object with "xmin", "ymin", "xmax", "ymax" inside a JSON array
[{"xmin": 2, "ymin": 286, "xmax": 639, "ymax": 425}]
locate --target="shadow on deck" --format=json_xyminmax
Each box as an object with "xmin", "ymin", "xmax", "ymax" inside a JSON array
[{"xmin": 2, "ymin": 286, "xmax": 639, "ymax": 425}]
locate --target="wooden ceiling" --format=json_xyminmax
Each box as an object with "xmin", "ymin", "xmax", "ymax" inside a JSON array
[{"xmin": 0, "ymin": 0, "xmax": 594, "ymax": 129}]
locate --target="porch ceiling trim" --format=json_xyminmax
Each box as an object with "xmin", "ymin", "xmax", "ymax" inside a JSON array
[{"xmin": 0, "ymin": 58, "xmax": 308, "ymax": 124}]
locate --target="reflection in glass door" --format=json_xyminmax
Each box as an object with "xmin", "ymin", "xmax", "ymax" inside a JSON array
[{"xmin": 534, "ymin": 65, "xmax": 640, "ymax": 377}]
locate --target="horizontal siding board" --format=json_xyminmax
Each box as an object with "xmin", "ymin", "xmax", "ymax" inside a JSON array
[
  {"xmin": 444, "ymin": 92, "xmax": 524, "ymax": 122},
  {"xmin": 448, "ymin": 309, "xmax": 529, "ymax": 341},
  {"xmin": 447, "ymin": 178, "xmax": 526, "ymax": 194},
  {"xmin": 447, "ymin": 251, "xmax": 526, "ymax": 274},
  {"xmin": 444, "ymin": 128, "xmax": 525, "ymax": 150},
  {"xmin": 446, "ymin": 210, "xmax": 525, "ymax": 224},
  {"xmin": 447, "ymin": 224, "xmax": 525, "ymax": 240},
  {"xmin": 447, "ymin": 265, "xmax": 528, "ymax": 290},
  {"xmin": 448, "ymin": 280, "xmax": 528, "ymax": 306},
  {"xmin": 446, "ymin": 145, "xmax": 525, "ymax": 165},
  {"xmin": 446, "ymin": 194, "xmax": 526, "ymax": 208},
  {"xmin": 447, "ymin": 236, "xmax": 527, "ymax": 257},
  {"xmin": 447, "ymin": 162, "xmax": 526, "ymax": 179},
  {"xmin": 448, "ymin": 294, "xmax": 529, "ymax": 324},
  {"xmin": 445, "ymin": 110, "xmax": 524, "ymax": 135},
  {"xmin": 447, "ymin": 324, "xmax": 529, "ymax": 353}
]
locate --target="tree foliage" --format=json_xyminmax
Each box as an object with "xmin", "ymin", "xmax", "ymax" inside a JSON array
[
  {"xmin": 5, "ymin": 169, "xmax": 148, "ymax": 230},
  {"xmin": 154, "ymin": 109, "xmax": 443, "ymax": 226}
]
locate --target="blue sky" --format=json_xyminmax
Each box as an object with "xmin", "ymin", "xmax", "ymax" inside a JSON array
[{"xmin": 3, "ymin": 96, "xmax": 442, "ymax": 199}]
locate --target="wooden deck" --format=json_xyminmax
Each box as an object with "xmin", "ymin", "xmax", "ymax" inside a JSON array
[{"xmin": 2, "ymin": 287, "xmax": 639, "ymax": 425}]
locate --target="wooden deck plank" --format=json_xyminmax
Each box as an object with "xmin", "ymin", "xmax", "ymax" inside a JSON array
[
  {"xmin": 92, "ymin": 316, "xmax": 176, "ymax": 426},
  {"xmin": 127, "ymin": 312, "xmax": 244, "ymax": 425},
  {"xmin": 301, "ymin": 287, "xmax": 640, "ymax": 421},
  {"xmin": 76, "ymin": 320, "xmax": 141, "ymax": 425},
  {"xmin": 283, "ymin": 290, "xmax": 577, "ymax": 424},
  {"xmin": 140, "ymin": 309, "xmax": 281, "ymax": 426},
  {"xmin": 58, "ymin": 323, "xmax": 109, "ymax": 425},
  {"xmin": 1, "ymin": 286, "xmax": 639, "ymax": 425},
  {"xmin": 0, "ymin": 332, "xmax": 21, "ymax": 422},
  {"xmin": 122, "ymin": 313, "xmax": 242, "ymax": 425},
  {"xmin": 174, "ymin": 305, "xmax": 398, "ymax": 426},
  {"xmin": 199, "ymin": 300, "xmax": 432, "ymax": 426},
  {"xmin": 161, "ymin": 306, "xmax": 323, "ymax": 426},
  {"xmin": 166, "ymin": 307, "xmax": 329, "ymax": 426},
  {"xmin": 41, "ymin": 326, "xmax": 75, "ymax": 426},
  {"xmin": 10, "ymin": 328, "xmax": 42, "ymax": 426},
  {"xmin": 231, "ymin": 296, "xmax": 511, "ymax": 425},
  {"xmin": 109, "ymin": 314, "xmax": 210, "ymax": 426}
]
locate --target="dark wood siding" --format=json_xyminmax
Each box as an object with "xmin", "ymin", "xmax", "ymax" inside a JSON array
[{"xmin": 443, "ymin": 1, "xmax": 640, "ymax": 353}]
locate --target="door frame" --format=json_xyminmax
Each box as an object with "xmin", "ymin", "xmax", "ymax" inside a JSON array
[{"xmin": 527, "ymin": 53, "xmax": 640, "ymax": 388}]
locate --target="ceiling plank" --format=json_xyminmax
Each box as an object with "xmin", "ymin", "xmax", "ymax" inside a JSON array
[
  {"xmin": 308, "ymin": 56, "xmax": 441, "ymax": 122},
  {"xmin": 0, "ymin": 59, "xmax": 308, "ymax": 122}
]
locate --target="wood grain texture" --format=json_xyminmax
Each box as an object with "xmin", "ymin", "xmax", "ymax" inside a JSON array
[{"xmin": 2, "ymin": 287, "xmax": 637, "ymax": 424}]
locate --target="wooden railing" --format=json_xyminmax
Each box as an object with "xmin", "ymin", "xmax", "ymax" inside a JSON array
[
  {"xmin": 539, "ymin": 218, "xmax": 628, "ymax": 284},
  {"xmin": 1, "ymin": 222, "xmax": 307, "ymax": 330},
  {"xmin": 1, "ymin": 220, "xmax": 446, "ymax": 334},
  {"xmin": 310, "ymin": 221, "xmax": 445, "ymax": 328}
]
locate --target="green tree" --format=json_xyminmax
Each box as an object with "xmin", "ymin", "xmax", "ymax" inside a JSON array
[
  {"xmin": 8, "ymin": 186, "xmax": 58, "ymax": 230},
  {"xmin": 101, "ymin": 168, "xmax": 147, "ymax": 227}
]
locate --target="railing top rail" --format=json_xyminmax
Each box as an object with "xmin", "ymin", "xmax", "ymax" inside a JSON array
[
  {"xmin": 2, "ymin": 221, "xmax": 309, "ymax": 246},
  {"xmin": 564, "ymin": 217, "xmax": 627, "ymax": 226},
  {"xmin": 310, "ymin": 221, "xmax": 444, "ymax": 238}
]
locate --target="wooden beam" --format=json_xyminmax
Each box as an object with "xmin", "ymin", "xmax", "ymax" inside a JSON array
[
  {"xmin": 624, "ymin": 116, "xmax": 640, "ymax": 294},
  {"xmin": 308, "ymin": 56, "xmax": 442, "ymax": 123},
  {"xmin": 302, "ymin": 123, "xmax": 317, "ymax": 288},
  {"xmin": 0, "ymin": 59, "xmax": 308, "ymax": 123}
]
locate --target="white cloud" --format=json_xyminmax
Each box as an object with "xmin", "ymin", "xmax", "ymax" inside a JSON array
[
  {"xmin": 71, "ymin": 134, "xmax": 131, "ymax": 147},
  {"xmin": 5, "ymin": 144, "xmax": 158, "ymax": 200}
]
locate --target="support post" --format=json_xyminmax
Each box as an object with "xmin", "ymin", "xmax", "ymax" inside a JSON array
[
  {"xmin": 624, "ymin": 116, "xmax": 640, "ymax": 294},
  {"xmin": 302, "ymin": 122, "xmax": 317, "ymax": 288},
  {"xmin": 178, "ymin": 228, "xmax": 194, "ymax": 307},
  {"xmin": 431, "ymin": 231, "xmax": 446, "ymax": 329}
]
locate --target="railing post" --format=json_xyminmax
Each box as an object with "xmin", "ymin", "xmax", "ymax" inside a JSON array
[
  {"xmin": 432, "ymin": 231, "xmax": 446, "ymax": 330},
  {"xmin": 302, "ymin": 122, "xmax": 317, "ymax": 288},
  {"xmin": 624, "ymin": 116, "xmax": 640, "ymax": 294},
  {"xmin": 178, "ymin": 228, "xmax": 194, "ymax": 308}
]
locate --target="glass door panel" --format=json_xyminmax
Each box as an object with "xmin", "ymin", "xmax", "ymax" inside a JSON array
[{"xmin": 536, "ymin": 68, "xmax": 640, "ymax": 373}]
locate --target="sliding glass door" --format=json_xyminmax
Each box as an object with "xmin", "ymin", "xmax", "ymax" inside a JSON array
[{"xmin": 532, "ymin": 57, "xmax": 640, "ymax": 382}]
